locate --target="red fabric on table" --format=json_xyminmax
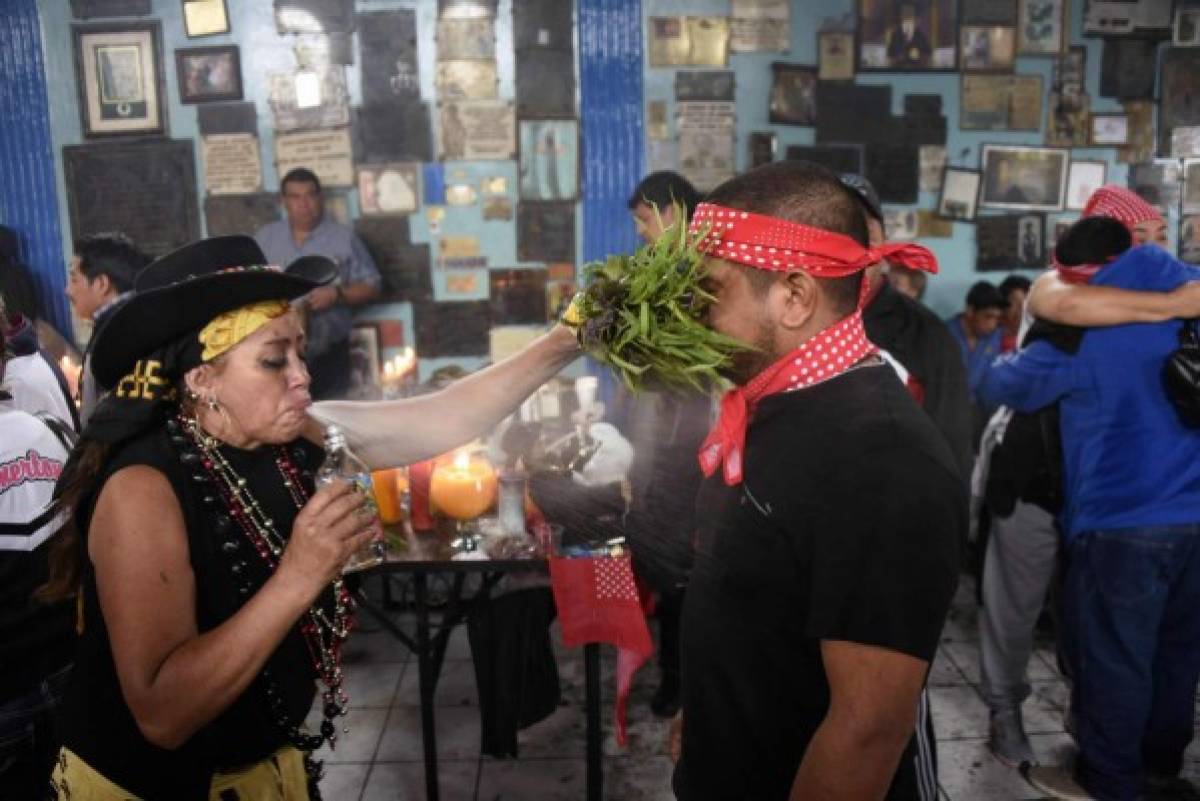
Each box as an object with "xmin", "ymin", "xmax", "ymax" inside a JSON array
[{"xmin": 549, "ymin": 555, "xmax": 654, "ymax": 745}]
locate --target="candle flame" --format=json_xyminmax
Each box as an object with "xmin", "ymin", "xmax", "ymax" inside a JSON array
[{"xmin": 453, "ymin": 450, "xmax": 471, "ymax": 470}]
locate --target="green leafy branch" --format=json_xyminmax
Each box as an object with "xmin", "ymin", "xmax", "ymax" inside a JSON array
[{"xmin": 572, "ymin": 213, "xmax": 749, "ymax": 394}]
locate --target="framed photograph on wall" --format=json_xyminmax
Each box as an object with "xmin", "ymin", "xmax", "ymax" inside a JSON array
[
  {"xmin": 182, "ymin": 0, "xmax": 230, "ymax": 37},
  {"xmin": 1066, "ymin": 160, "xmax": 1108, "ymax": 210},
  {"xmin": 1091, "ymin": 113, "xmax": 1130, "ymax": 146},
  {"xmin": 1184, "ymin": 160, "xmax": 1200, "ymax": 214},
  {"xmin": 1176, "ymin": 5, "xmax": 1200, "ymax": 46},
  {"xmin": 960, "ymin": 25, "xmax": 1016, "ymax": 71},
  {"xmin": 1017, "ymin": 0, "xmax": 1066, "ymax": 55},
  {"xmin": 937, "ymin": 167, "xmax": 982, "ymax": 221},
  {"xmin": 175, "ymin": 45, "xmax": 241, "ymax": 104},
  {"xmin": 979, "ymin": 144, "xmax": 1069, "ymax": 211},
  {"xmin": 769, "ymin": 63, "xmax": 818, "ymax": 125},
  {"xmin": 856, "ymin": 0, "xmax": 960, "ymax": 72},
  {"xmin": 72, "ymin": 21, "xmax": 166, "ymax": 137},
  {"xmin": 818, "ymin": 31, "xmax": 856, "ymax": 81},
  {"xmin": 1181, "ymin": 215, "xmax": 1200, "ymax": 264}
]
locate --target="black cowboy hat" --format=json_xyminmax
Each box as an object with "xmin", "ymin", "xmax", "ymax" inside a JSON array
[{"xmin": 91, "ymin": 235, "xmax": 336, "ymax": 388}]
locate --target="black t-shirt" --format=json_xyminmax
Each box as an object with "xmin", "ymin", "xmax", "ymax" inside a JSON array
[
  {"xmin": 58, "ymin": 426, "xmax": 326, "ymax": 800},
  {"xmin": 673, "ymin": 364, "xmax": 963, "ymax": 801},
  {"xmin": 864, "ymin": 281, "xmax": 973, "ymax": 483}
]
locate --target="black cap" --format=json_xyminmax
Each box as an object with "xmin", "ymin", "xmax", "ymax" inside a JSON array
[{"xmin": 839, "ymin": 173, "xmax": 884, "ymax": 224}]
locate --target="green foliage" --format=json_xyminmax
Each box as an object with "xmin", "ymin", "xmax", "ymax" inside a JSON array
[{"xmin": 573, "ymin": 216, "xmax": 748, "ymax": 394}]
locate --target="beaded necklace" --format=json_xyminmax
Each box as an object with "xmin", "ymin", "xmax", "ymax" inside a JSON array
[{"xmin": 167, "ymin": 412, "xmax": 354, "ymax": 796}]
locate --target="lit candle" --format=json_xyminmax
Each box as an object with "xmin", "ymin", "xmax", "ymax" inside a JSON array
[
  {"xmin": 429, "ymin": 451, "xmax": 498, "ymax": 520},
  {"xmin": 371, "ymin": 467, "xmax": 406, "ymax": 525}
]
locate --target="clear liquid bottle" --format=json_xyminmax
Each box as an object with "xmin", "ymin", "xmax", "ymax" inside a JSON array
[{"xmin": 317, "ymin": 425, "xmax": 386, "ymax": 572}]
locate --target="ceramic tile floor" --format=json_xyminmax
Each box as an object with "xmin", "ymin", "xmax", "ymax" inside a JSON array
[{"xmin": 315, "ymin": 577, "xmax": 1200, "ymax": 800}]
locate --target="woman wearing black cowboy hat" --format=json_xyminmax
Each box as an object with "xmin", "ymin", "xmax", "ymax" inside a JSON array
[{"xmin": 41, "ymin": 236, "xmax": 580, "ymax": 800}]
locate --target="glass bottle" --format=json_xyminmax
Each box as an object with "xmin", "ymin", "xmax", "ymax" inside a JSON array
[{"xmin": 317, "ymin": 425, "xmax": 386, "ymax": 572}]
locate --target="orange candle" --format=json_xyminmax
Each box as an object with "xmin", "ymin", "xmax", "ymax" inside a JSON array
[
  {"xmin": 371, "ymin": 467, "xmax": 405, "ymax": 525},
  {"xmin": 429, "ymin": 451, "xmax": 498, "ymax": 520}
]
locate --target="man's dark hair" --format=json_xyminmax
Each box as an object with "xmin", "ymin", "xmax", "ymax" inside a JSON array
[
  {"xmin": 965, "ymin": 280, "xmax": 1006, "ymax": 311},
  {"xmin": 281, "ymin": 167, "xmax": 322, "ymax": 195},
  {"xmin": 705, "ymin": 161, "xmax": 869, "ymax": 314},
  {"xmin": 74, "ymin": 232, "xmax": 149, "ymax": 293},
  {"xmin": 997, "ymin": 275, "xmax": 1031, "ymax": 300},
  {"xmin": 628, "ymin": 171, "xmax": 702, "ymax": 220}
]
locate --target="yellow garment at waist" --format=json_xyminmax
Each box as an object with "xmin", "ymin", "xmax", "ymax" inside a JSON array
[{"xmin": 51, "ymin": 745, "xmax": 309, "ymax": 801}]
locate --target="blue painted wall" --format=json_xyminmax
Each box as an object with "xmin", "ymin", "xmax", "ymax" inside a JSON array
[
  {"xmin": 30, "ymin": 0, "xmax": 1169, "ymax": 345},
  {"xmin": 642, "ymin": 0, "xmax": 1147, "ymax": 318},
  {"xmin": 0, "ymin": 0, "xmax": 71, "ymax": 336}
]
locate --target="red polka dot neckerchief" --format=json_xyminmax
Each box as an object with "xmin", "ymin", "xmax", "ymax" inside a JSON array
[{"xmin": 689, "ymin": 202, "xmax": 939, "ymax": 486}]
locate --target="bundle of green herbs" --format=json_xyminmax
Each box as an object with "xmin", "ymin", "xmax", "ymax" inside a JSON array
[{"xmin": 567, "ymin": 218, "xmax": 748, "ymax": 394}]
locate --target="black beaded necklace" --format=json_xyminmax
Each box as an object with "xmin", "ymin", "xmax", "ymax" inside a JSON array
[{"xmin": 167, "ymin": 413, "xmax": 355, "ymax": 798}]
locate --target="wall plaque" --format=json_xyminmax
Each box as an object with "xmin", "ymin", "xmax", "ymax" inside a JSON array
[
  {"xmin": 64, "ymin": 139, "xmax": 200, "ymax": 257},
  {"xmin": 518, "ymin": 203, "xmax": 575, "ymax": 263},
  {"xmin": 204, "ymin": 194, "xmax": 280, "ymax": 238}
]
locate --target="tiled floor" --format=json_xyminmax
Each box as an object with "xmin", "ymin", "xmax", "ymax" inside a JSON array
[{"xmin": 315, "ymin": 577, "xmax": 1200, "ymax": 800}]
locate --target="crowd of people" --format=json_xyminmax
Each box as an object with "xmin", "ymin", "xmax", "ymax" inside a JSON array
[{"xmin": 2, "ymin": 161, "xmax": 1199, "ymax": 801}]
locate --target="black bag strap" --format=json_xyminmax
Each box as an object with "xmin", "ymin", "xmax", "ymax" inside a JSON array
[{"xmin": 34, "ymin": 411, "xmax": 78, "ymax": 452}]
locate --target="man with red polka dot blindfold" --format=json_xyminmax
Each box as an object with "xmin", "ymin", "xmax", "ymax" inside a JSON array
[{"xmin": 673, "ymin": 162, "xmax": 964, "ymax": 801}]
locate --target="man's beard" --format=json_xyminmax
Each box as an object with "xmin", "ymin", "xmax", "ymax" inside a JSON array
[{"xmin": 718, "ymin": 321, "xmax": 778, "ymax": 386}]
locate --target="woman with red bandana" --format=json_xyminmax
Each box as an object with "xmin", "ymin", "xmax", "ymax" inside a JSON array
[
  {"xmin": 672, "ymin": 162, "xmax": 963, "ymax": 801},
  {"xmin": 1029, "ymin": 186, "xmax": 1200, "ymax": 326}
]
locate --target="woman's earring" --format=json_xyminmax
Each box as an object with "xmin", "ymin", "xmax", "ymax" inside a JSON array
[{"xmin": 206, "ymin": 395, "xmax": 220, "ymax": 411}]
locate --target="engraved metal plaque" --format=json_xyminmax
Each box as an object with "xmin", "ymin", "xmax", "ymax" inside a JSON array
[{"xmin": 204, "ymin": 194, "xmax": 280, "ymax": 238}]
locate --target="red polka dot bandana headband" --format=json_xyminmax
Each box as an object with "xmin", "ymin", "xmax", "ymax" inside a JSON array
[
  {"xmin": 689, "ymin": 203, "xmax": 939, "ymax": 280},
  {"xmin": 1056, "ymin": 186, "xmax": 1163, "ymax": 284}
]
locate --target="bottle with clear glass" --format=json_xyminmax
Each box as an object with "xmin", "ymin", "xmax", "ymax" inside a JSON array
[{"xmin": 316, "ymin": 425, "xmax": 386, "ymax": 572}]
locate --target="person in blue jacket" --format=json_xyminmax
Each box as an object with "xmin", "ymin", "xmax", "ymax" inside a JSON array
[{"xmin": 980, "ymin": 217, "xmax": 1200, "ymax": 801}]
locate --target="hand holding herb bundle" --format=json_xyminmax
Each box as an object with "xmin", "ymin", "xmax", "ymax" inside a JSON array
[{"xmin": 566, "ymin": 216, "xmax": 748, "ymax": 394}]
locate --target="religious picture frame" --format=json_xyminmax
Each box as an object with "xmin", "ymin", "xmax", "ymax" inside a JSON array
[
  {"xmin": 182, "ymin": 0, "xmax": 230, "ymax": 38},
  {"xmin": 175, "ymin": 45, "xmax": 241, "ymax": 104},
  {"xmin": 1066, "ymin": 160, "xmax": 1108, "ymax": 211},
  {"xmin": 1181, "ymin": 214, "xmax": 1200, "ymax": 264},
  {"xmin": 72, "ymin": 21, "xmax": 166, "ymax": 137},
  {"xmin": 937, "ymin": 167, "xmax": 982, "ymax": 221},
  {"xmin": 768, "ymin": 63, "xmax": 818, "ymax": 125},
  {"xmin": 979, "ymin": 143, "xmax": 1069, "ymax": 212},
  {"xmin": 1176, "ymin": 6, "xmax": 1200, "ymax": 47},
  {"xmin": 1017, "ymin": 0, "xmax": 1066, "ymax": 56},
  {"xmin": 856, "ymin": 0, "xmax": 960, "ymax": 72},
  {"xmin": 1160, "ymin": 49, "xmax": 1200, "ymax": 158},
  {"xmin": 818, "ymin": 31, "xmax": 856, "ymax": 81},
  {"xmin": 1091, "ymin": 113, "xmax": 1130, "ymax": 146},
  {"xmin": 960, "ymin": 25, "xmax": 1016, "ymax": 72},
  {"xmin": 1184, "ymin": 160, "xmax": 1200, "ymax": 215}
]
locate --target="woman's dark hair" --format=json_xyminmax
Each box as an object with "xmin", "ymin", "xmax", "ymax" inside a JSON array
[{"xmin": 628, "ymin": 171, "xmax": 702, "ymax": 221}]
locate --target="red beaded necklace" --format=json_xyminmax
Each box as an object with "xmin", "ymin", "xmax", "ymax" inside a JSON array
[{"xmin": 179, "ymin": 414, "xmax": 353, "ymax": 746}]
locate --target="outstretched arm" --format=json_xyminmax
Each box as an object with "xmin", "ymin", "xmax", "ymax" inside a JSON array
[
  {"xmin": 307, "ymin": 325, "xmax": 582, "ymax": 468},
  {"xmin": 1028, "ymin": 270, "xmax": 1200, "ymax": 326}
]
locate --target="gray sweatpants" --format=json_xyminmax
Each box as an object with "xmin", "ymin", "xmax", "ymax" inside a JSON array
[{"xmin": 979, "ymin": 499, "xmax": 1060, "ymax": 712}]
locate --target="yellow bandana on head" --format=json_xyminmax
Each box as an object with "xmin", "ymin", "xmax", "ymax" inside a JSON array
[{"xmin": 198, "ymin": 300, "xmax": 291, "ymax": 362}]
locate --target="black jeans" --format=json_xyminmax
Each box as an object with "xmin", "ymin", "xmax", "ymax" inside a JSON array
[{"xmin": 0, "ymin": 664, "xmax": 71, "ymax": 801}]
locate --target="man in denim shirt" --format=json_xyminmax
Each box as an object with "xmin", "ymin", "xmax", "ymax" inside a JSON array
[{"xmin": 255, "ymin": 168, "xmax": 381, "ymax": 399}]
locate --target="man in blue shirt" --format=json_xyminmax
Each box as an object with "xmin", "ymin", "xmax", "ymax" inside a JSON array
[
  {"xmin": 255, "ymin": 168, "xmax": 381, "ymax": 399},
  {"xmin": 947, "ymin": 281, "xmax": 1006, "ymax": 445},
  {"xmin": 981, "ymin": 235, "xmax": 1200, "ymax": 801}
]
